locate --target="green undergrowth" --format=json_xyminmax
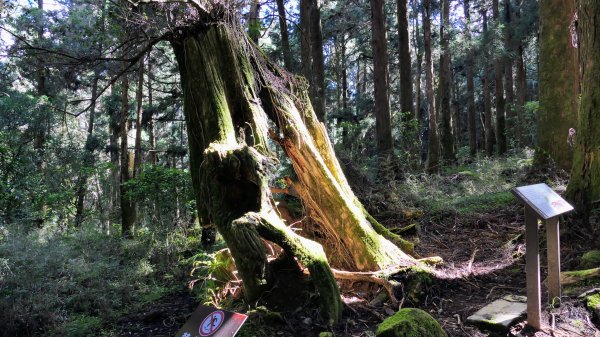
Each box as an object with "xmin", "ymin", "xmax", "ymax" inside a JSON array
[
  {"xmin": 396, "ymin": 151, "xmax": 536, "ymax": 215},
  {"xmin": 0, "ymin": 223, "xmax": 205, "ymax": 337}
]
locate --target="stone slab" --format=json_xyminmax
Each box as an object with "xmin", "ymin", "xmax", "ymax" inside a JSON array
[{"xmin": 466, "ymin": 295, "xmax": 527, "ymax": 331}]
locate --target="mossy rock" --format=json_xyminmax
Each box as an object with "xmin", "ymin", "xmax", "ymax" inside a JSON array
[
  {"xmin": 375, "ymin": 308, "xmax": 447, "ymax": 337},
  {"xmin": 580, "ymin": 250, "xmax": 600, "ymax": 269},
  {"xmin": 586, "ymin": 293, "xmax": 600, "ymax": 319}
]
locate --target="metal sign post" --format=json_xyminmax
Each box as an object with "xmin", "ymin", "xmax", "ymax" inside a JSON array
[{"xmin": 512, "ymin": 183, "xmax": 574, "ymax": 330}]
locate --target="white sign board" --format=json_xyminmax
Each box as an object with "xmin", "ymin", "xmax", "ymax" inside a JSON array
[{"xmin": 512, "ymin": 183, "xmax": 574, "ymax": 219}]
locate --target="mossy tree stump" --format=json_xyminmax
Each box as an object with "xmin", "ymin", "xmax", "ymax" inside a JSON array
[{"xmin": 168, "ymin": 7, "xmax": 419, "ymax": 325}]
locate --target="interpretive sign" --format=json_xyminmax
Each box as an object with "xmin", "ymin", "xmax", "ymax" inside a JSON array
[
  {"xmin": 176, "ymin": 304, "xmax": 247, "ymax": 337},
  {"xmin": 512, "ymin": 183, "xmax": 574, "ymax": 219},
  {"xmin": 512, "ymin": 183, "xmax": 574, "ymax": 331}
]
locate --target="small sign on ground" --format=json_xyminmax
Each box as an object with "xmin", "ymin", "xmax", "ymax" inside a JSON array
[
  {"xmin": 466, "ymin": 295, "xmax": 527, "ymax": 331},
  {"xmin": 176, "ymin": 304, "xmax": 248, "ymax": 337}
]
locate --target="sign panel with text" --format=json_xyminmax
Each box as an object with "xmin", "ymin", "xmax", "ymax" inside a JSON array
[
  {"xmin": 176, "ymin": 304, "xmax": 247, "ymax": 337},
  {"xmin": 512, "ymin": 183, "xmax": 574, "ymax": 219}
]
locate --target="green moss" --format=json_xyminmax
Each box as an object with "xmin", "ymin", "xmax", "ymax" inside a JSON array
[
  {"xmin": 586, "ymin": 294, "xmax": 600, "ymax": 310},
  {"xmin": 375, "ymin": 308, "xmax": 447, "ymax": 337},
  {"xmin": 581, "ymin": 250, "xmax": 600, "ymax": 269}
]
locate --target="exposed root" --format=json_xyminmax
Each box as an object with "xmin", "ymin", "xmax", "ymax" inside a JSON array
[
  {"xmin": 560, "ymin": 268, "xmax": 600, "ymax": 286},
  {"xmin": 331, "ymin": 268, "xmax": 401, "ymax": 304}
]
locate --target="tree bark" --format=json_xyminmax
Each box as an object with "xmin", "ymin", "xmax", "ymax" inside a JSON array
[
  {"xmin": 411, "ymin": 1, "xmax": 424, "ymax": 162},
  {"xmin": 248, "ymin": 0, "xmax": 261, "ymax": 43},
  {"xmin": 464, "ymin": 0, "xmax": 477, "ymax": 157},
  {"xmin": 503, "ymin": 0, "xmax": 515, "ymax": 148},
  {"xmin": 300, "ymin": 0, "xmax": 312, "ymax": 81},
  {"xmin": 482, "ymin": 8, "xmax": 495, "ymax": 156},
  {"xmin": 147, "ymin": 53, "xmax": 157, "ymax": 165},
  {"xmin": 536, "ymin": 0, "xmax": 579, "ymax": 170},
  {"xmin": 119, "ymin": 71, "xmax": 136, "ymax": 238},
  {"xmin": 514, "ymin": 0, "xmax": 528, "ymax": 148},
  {"xmin": 170, "ymin": 21, "xmax": 416, "ymax": 323},
  {"xmin": 34, "ymin": 0, "xmax": 48, "ymax": 226},
  {"xmin": 133, "ymin": 59, "xmax": 144, "ymax": 177},
  {"xmin": 566, "ymin": 0, "xmax": 600, "ymax": 222},
  {"xmin": 309, "ymin": 0, "xmax": 326, "ymax": 123},
  {"xmin": 439, "ymin": 0, "xmax": 455, "ymax": 163},
  {"xmin": 423, "ymin": 0, "xmax": 439, "ymax": 173},
  {"xmin": 493, "ymin": 0, "xmax": 507, "ymax": 155},
  {"xmin": 300, "ymin": 0, "xmax": 326, "ymax": 123},
  {"xmin": 74, "ymin": 71, "xmax": 100, "ymax": 227},
  {"xmin": 515, "ymin": 44, "xmax": 527, "ymax": 147},
  {"xmin": 370, "ymin": 0, "xmax": 394, "ymax": 158},
  {"xmin": 397, "ymin": 0, "xmax": 413, "ymax": 117},
  {"xmin": 275, "ymin": 0, "xmax": 292, "ymax": 70}
]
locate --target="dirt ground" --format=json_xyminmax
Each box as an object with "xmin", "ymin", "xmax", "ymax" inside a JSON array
[{"xmin": 117, "ymin": 201, "xmax": 600, "ymax": 337}]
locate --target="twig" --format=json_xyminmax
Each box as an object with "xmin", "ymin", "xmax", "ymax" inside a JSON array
[{"xmin": 467, "ymin": 249, "xmax": 478, "ymax": 273}]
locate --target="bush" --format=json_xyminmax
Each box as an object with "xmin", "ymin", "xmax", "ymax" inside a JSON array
[
  {"xmin": 63, "ymin": 315, "xmax": 102, "ymax": 337},
  {"xmin": 0, "ymin": 224, "xmax": 203, "ymax": 337}
]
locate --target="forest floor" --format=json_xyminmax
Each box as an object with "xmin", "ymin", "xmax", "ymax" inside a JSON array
[{"xmin": 115, "ymin": 158, "xmax": 600, "ymax": 337}]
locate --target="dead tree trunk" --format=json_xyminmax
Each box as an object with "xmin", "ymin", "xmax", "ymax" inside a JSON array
[{"xmin": 170, "ymin": 19, "xmax": 417, "ymax": 324}]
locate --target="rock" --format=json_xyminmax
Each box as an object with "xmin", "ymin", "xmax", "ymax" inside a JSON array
[
  {"xmin": 466, "ymin": 295, "xmax": 527, "ymax": 331},
  {"xmin": 581, "ymin": 250, "xmax": 600, "ymax": 269},
  {"xmin": 375, "ymin": 308, "xmax": 447, "ymax": 337}
]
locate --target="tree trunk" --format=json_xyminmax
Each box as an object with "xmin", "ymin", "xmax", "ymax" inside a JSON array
[
  {"xmin": 276, "ymin": 0, "xmax": 292, "ymax": 70},
  {"xmin": 397, "ymin": 0, "xmax": 413, "ymax": 117},
  {"xmin": 464, "ymin": 0, "xmax": 477, "ymax": 157},
  {"xmin": 309, "ymin": 0, "xmax": 326, "ymax": 123},
  {"xmin": 147, "ymin": 53, "xmax": 157, "ymax": 165},
  {"xmin": 119, "ymin": 72, "xmax": 136, "ymax": 238},
  {"xmin": 74, "ymin": 71, "xmax": 100, "ymax": 227},
  {"xmin": 300, "ymin": 0, "xmax": 326, "ymax": 123},
  {"xmin": 411, "ymin": 1, "xmax": 424, "ymax": 162},
  {"xmin": 439, "ymin": 0, "xmax": 455, "ymax": 163},
  {"xmin": 133, "ymin": 59, "xmax": 144, "ymax": 177},
  {"xmin": 503, "ymin": 0, "xmax": 514, "ymax": 149},
  {"xmin": 536, "ymin": 0, "xmax": 579, "ymax": 170},
  {"xmin": 248, "ymin": 0, "xmax": 261, "ymax": 43},
  {"xmin": 34, "ymin": 0, "xmax": 48, "ymax": 227},
  {"xmin": 340, "ymin": 33, "xmax": 349, "ymax": 144},
  {"xmin": 515, "ymin": 44, "xmax": 527, "ymax": 147},
  {"xmin": 370, "ymin": 0, "xmax": 394, "ymax": 158},
  {"xmin": 482, "ymin": 8, "xmax": 495, "ymax": 156},
  {"xmin": 514, "ymin": 0, "xmax": 527, "ymax": 148},
  {"xmin": 493, "ymin": 0, "xmax": 507, "ymax": 155},
  {"xmin": 300, "ymin": 0, "xmax": 312, "ymax": 81},
  {"xmin": 109, "ymin": 89, "xmax": 120, "ymax": 212},
  {"xmin": 171, "ymin": 21, "xmax": 416, "ymax": 324},
  {"xmin": 566, "ymin": 0, "xmax": 600, "ymax": 222},
  {"xmin": 423, "ymin": 0, "xmax": 439, "ymax": 173}
]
